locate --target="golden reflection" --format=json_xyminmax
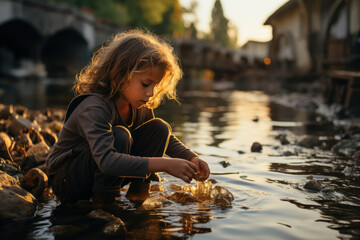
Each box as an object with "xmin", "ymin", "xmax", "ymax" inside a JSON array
[{"xmin": 162, "ymin": 213, "xmax": 212, "ymax": 236}]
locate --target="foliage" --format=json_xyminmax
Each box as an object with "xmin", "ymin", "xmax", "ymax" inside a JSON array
[
  {"xmin": 45, "ymin": 0, "xmax": 184, "ymax": 37},
  {"xmin": 182, "ymin": 0, "xmax": 199, "ymax": 39},
  {"xmin": 210, "ymin": 0, "xmax": 230, "ymax": 47}
]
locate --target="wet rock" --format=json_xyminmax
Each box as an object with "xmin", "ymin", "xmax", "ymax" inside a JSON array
[
  {"xmin": 168, "ymin": 192, "xmax": 201, "ymax": 204},
  {"xmin": 150, "ymin": 184, "xmax": 164, "ymax": 192},
  {"xmin": 251, "ymin": 142, "xmax": 262, "ymax": 152},
  {"xmin": 331, "ymin": 139, "xmax": 360, "ymax": 157},
  {"xmin": 304, "ymin": 179, "xmax": 322, "ymax": 191},
  {"xmin": 20, "ymin": 168, "xmax": 48, "ymax": 198},
  {"xmin": 283, "ymin": 151, "xmax": 295, "ymax": 156},
  {"xmin": 142, "ymin": 193, "xmax": 171, "ymax": 210},
  {"xmin": 214, "ymin": 197, "xmax": 232, "ymax": 208},
  {"xmin": 103, "ymin": 218, "xmax": 127, "ymax": 236},
  {"xmin": 88, "ymin": 209, "xmax": 116, "ymax": 221},
  {"xmin": 0, "ymin": 170, "xmax": 37, "ymax": 220},
  {"xmin": 237, "ymin": 150, "xmax": 245, "ymax": 154},
  {"xmin": 46, "ymin": 225, "xmax": 83, "ymax": 238},
  {"xmin": 352, "ymin": 151, "xmax": 360, "ymax": 161},
  {"xmin": 276, "ymin": 134, "xmax": 290, "ymax": 145},
  {"xmin": 210, "ymin": 186, "xmax": 234, "ymax": 202},
  {"xmin": 170, "ymin": 184, "xmax": 183, "ymax": 191},
  {"xmin": 88, "ymin": 209, "xmax": 126, "ymax": 236},
  {"xmin": 219, "ymin": 160, "xmax": 231, "ymax": 168},
  {"xmin": 298, "ymin": 136, "xmax": 321, "ymax": 149},
  {"xmin": 207, "ymin": 179, "xmax": 218, "ymax": 184}
]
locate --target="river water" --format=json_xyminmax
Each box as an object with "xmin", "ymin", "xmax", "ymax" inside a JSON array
[{"xmin": 1, "ymin": 81, "xmax": 359, "ymax": 239}]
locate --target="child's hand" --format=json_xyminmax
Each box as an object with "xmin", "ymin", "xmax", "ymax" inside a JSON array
[
  {"xmin": 190, "ymin": 157, "xmax": 210, "ymax": 181},
  {"xmin": 149, "ymin": 157, "xmax": 197, "ymax": 183},
  {"xmin": 164, "ymin": 158, "xmax": 198, "ymax": 183}
]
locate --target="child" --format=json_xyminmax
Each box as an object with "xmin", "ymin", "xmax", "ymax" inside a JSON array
[{"xmin": 46, "ymin": 30, "xmax": 210, "ymax": 204}]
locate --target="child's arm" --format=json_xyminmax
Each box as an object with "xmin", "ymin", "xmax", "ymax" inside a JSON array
[{"xmin": 148, "ymin": 157, "xmax": 198, "ymax": 183}]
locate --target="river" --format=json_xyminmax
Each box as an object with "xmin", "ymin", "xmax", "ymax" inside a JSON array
[{"xmin": 0, "ymin": 80, "xmax": 359, "ymax": 239}]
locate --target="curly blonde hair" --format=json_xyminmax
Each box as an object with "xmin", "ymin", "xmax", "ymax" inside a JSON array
[{"xmin": 73, "ymin": 29, "xmax": 182, "ymax": 109}]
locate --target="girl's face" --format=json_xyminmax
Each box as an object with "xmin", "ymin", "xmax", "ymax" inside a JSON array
[{"xmin": 120, "ymin": 66, "xmax": 165, "ymax": 108}]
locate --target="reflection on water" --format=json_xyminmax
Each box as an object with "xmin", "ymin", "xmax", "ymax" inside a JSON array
[{"xmin": 0, "ymin": 80, "xmax": 359, "ymax": 239}]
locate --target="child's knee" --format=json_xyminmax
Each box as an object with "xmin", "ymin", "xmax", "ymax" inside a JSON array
[
  {"xmin": 112, "ymin": 126, "xmax": 133, "ymax": 152},
  {"xmin": 149, "ymin": 118, "xmax": 171, "ymax": 136}
]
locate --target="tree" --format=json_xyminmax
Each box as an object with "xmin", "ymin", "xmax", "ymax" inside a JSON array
[{"xmin": 210, "ymin": 0, "xmax": 230, "ymax": 47}]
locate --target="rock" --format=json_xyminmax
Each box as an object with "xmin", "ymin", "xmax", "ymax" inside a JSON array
[
  {"xmin": 298, "ymin": 136, "xmax": 321, "ymax": 149},
  {"xmin": 251, "ymin": 142, "xmax": 262, "ymax": 152},
  {"xmin": 103, "ymin": 218, "xmax": 127, "ymax": 236},
  {"xmin": 219, "ymin": 160, "xmax": 230, "ymax": 168},
  {"xmin": 0, "ymin": 105, "xmax": 13, "ymax": 120},
  {"xmin": 20, "ymin": 168, "xmax": 48, "ymax": 198},
  {"xmin": 210, "ymin": 186, "xmax": 234, "ymax": 202},
  {"xmin": 207, "ymin": 179, "xmax": 218, "ymax": 184},
  {"xmin": 331, "ymin": 139, "xmax": 360, "ymax": 158},
  {"xmin": 142, "ymin": 193, "xmax": 170, "ymax": 210},
  {"xmin": 26, "ymin": 142, "xmax": 50, "ymax": 163},
  {"xmin": 0, "ymin": 170, "xmax": 37, "ymax": 220},
  {"xmin": 352, "ymin": 151, "xmax": 360, "ymax": 161},
  {"xmin": 150, "ymin": 184, "xmax": 164, "ymax": 192},
  {"xmin": 304, "ymin": 179, "xmax": 321, "ymax": 191},
  {"xmin": 7, "ymin": 116, "xmax": 34, "ymax": 137},
  {"xmin": 0, "ymin": 132, "xmax": 13, "ymax": 160},
  {"xmin": 88, "ymin": 209, "xmax": 126, "ymax": 236},
  {"xmin": 170, "ymin": 184, "xmax": 183, "ymax": 191},
  {"xmin": 276, "ymin": 134, "xmax": 290, "ymax": 145},
  {"xmin": 214, "ymin": 197, "xmax": 232, "ymax": 208},
  {"xmin": 168, "ymin": 192, "xmax": 201, "ymax": 204}
]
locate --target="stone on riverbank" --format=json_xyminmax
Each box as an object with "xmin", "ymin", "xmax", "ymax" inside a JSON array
[{"xmin": 0, "ymin": 170, "xmax": 37, "ymax": 220}]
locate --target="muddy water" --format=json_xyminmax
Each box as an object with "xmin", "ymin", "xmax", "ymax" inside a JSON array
[{"xmin": 1, "ymin": 89, "xmax": 360, "ymax": 239}]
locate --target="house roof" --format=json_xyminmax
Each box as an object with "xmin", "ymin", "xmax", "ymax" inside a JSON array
[{"xmin": 264, "ymin": 0, "xmax": 298, "ymax": 25}]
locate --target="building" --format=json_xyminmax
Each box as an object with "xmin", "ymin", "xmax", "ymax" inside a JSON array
[{"xmin": 264, "ymin": 0, "xmax": 360, "ymax": 74}]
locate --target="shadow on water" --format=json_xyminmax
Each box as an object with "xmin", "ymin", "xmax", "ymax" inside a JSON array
[{"xmin": 0, "ymin": 79, "xmax": 359, "ymax": 239}]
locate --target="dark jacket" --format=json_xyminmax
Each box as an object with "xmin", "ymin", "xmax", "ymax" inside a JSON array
[{"xmin": 46, "ymin": 93, "xmax": 198, "ymax": 178}]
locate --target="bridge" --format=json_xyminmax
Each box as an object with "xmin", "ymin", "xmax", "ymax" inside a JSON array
[{"xmin": 0, "ymin": 0, "xmax": 241, "ymax": 84}]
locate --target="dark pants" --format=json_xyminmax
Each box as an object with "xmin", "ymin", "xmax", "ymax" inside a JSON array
[{"xmin": 51, "ymin": 118, "xmax": 170, "ymax": 203}]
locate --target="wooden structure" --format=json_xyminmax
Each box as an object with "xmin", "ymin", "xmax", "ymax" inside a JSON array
[{"xmin": 326, "ymin": 70, "xmax": 360, "ymax": 108}]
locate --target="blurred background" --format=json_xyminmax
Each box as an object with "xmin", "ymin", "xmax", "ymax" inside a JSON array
[{"xmin": 0, "ymin": 0, "xmax": 359, "ymax": 113}]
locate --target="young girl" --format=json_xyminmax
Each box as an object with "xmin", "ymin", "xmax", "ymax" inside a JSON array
[{"xmin": 46, "ymin": 30, "xmax": 210, "ymax": 204}]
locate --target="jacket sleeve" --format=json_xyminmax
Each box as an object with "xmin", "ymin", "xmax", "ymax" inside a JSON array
[
  {"xmin": 77, "ymin": 101, "xmax": 149, "ymax": 177},
  {"xmin": 165, "ymin": 134, "xmax": 198, "ymax": 161}
]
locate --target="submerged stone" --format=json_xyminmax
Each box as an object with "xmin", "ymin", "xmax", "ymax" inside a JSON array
[
  {"xmin": 168, "ymin": 192, "xmax": 201, "ymax": 204},
  {"xmin": 142, "ymin": 193, "xmax": 170, "ymax": 210},
  {"xmin": 304, "ymin": 179, "xmax": 322, "ymax": 191},
  {"xmin": 251, "ymin": 142, "xmax": 262, "ymax": 152},
  {"xmin": 103, "ymin": 218, "xmax": 127, "ymax": 236}
]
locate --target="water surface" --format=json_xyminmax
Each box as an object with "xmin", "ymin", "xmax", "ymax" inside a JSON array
[{"xmin": 1, "ymin": 85, "xmax": 359, "ymax": 239}]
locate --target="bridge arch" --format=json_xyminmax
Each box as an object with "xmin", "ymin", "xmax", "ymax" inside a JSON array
[
  {"xmin": 0, "ymin": 19, "xmax": 42, "ymax": 76},
  {"xmin": 42, "ymin": 27, "xmax": 89, "ymax": 77}
]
